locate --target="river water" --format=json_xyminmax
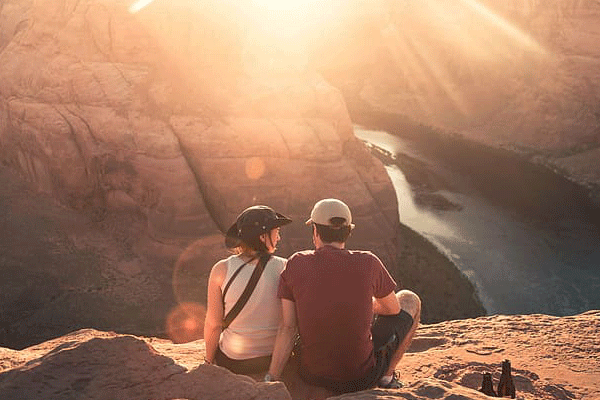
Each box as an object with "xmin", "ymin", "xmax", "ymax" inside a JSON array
[{"xmin": 354, "ymin": 126, "xmax": 600, "ymax": 316}]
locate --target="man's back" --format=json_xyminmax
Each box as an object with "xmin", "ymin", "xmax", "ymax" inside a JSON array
[{"xmin": 278, "ymin": 245, "xmax": 396, "ymax": 382}]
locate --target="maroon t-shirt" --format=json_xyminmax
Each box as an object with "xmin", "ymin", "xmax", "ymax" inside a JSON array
[{"xmin": 278, "ymin": 245, "xmax": 397, "ymax": 382}]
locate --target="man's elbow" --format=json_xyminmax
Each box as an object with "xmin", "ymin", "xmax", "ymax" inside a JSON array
[{"xmin": 375, "ymin": 295, "xmax": 401, "ymax": 315}]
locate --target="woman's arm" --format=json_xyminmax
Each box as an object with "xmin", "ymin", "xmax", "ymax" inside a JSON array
[{"xmin": 203, "ymin": 260, "xmax": 227, "ymax": 364}]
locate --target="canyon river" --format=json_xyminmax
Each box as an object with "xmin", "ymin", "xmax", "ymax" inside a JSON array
[{"xmin": 354, "ymin": 126, "xmax": 600, "ymax": 316}]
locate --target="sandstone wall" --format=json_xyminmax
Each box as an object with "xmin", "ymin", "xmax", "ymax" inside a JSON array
[
  {"xmin": 1, "ymin": 0, "xmax": 447, "ymax": 348},
  {"xmin": 315, "ymin": 0, "xmax": 600, "ymax": 202},
  {"xmin": 0, "ymin": 0, "xmax": 399, "ymax": 256}
]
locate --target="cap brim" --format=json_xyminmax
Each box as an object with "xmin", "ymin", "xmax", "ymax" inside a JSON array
[
  {"xmin": 274, "ymin": 213, "xmax": 292, "ymax": 227},
  {"xmin": 224, "ymin": 222, "xmax": 242, "ymax": 249},
  {"xmin": 304, "ymin": 218, "xmax": 355, "ymax": 229}
]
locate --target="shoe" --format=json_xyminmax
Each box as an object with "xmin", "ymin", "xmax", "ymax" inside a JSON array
[{"xmin": 378, "ymin": 373, "xmax": 404, "ymax": 389}]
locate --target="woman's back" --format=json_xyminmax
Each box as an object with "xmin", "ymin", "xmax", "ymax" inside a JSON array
[{"xmin": 220, "ymin": 254, "xmax": 285, "ymax": 359}]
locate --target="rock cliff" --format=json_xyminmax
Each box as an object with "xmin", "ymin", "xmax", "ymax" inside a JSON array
[
  {"xmin": 314, "ymin": 0, "xmax": 600, "ymax": 204},
  {"xmin": 0, "ymin": 0, "xmax": 485, "ymax": 349},
  {"xmin": 0, "ymin": 0, "xmax": 398, "ymax": 252},
  {"xmin": 1, "ymin": 311, "xmax": 598, "ymax": 400}
]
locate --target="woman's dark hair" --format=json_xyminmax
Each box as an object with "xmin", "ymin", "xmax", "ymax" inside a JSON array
[
  {"xmin": 314, "ymin": 223, "xmax": 352, "ymax": 244},
  {"xmin": 238, "ymin": 233, "xmax": 269, "ymax": 254}
]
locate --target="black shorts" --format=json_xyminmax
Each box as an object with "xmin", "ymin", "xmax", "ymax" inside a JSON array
[
  {"xmin": 370, "ymin": 309, "xmax": 414, "ymax": 381},
  {"xmin": 215, "ymin": 347, "xmax": 271, "ymax": 375},
  {"xmin": 300, "ymin": 309, "xmax": 414, "ymax": 394}
]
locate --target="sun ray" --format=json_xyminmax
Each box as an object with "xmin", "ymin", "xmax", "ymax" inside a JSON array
[
  {"xmin": 458, "ymin": 0, "xmax": 546, "ymax": 54},
  {"xmin": 126, "ymin": 0, "xmax": 548, "ymax": 120},
  {"xmin": 372, "ymin": 0, "xmax": 550, "ymax": 120},
  {"xmin": 129, "ymin": 0, "xmax": 155, "ymax": 14},
  {"xmin": 381, "ymin": 7, "xmax": 471, "ymax": 118}
]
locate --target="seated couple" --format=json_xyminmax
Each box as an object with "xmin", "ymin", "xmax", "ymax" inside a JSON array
[{"xmin": 203, "ymin": 199, "xmax": 421, "ymax": 393}]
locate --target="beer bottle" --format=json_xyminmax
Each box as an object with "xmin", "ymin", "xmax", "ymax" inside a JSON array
[
  {"xmin": 497, "ymin": 359, "xmax": 516, "ymax": 398},
  {"xmin": 479, "ymin": 372, "xmax": 497, "ymax": 397}
]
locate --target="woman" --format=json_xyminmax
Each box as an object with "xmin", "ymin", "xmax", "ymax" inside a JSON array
[{"xmin": 203, "ymin": 205, "xmax": 292, "ymax": 374}]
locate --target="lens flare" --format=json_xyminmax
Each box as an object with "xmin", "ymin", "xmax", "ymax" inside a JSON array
[
  {"xmin": 245, "ymin": 157, "xmax": 266, "ymax": 180},
  {"xmin": 166, "ymin": 302, "xmax": 206, "ymax": 343},
  {"xmin": 172, "ymin": 236, "xmax": 223, "ymax": 306},
  {"xmin": 129, "ymin": 0, "xmax": 155, "ymax": 14}
]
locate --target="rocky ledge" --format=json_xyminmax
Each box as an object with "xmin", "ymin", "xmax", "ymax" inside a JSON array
[{"xmin": 1, "ymin": 311, "xmax": 598, "ymax": 400}]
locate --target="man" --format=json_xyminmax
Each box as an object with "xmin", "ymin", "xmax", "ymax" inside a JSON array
[{"xmin": 265, "ymin": 198, "xmax": 421, "ymax": 393}]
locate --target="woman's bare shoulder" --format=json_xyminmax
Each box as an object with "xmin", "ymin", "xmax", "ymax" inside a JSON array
[{"xmin": 209, "ymin": 258, "xmax": 229, "ymax": 284}]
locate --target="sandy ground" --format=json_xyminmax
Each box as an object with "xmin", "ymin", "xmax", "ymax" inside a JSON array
[
  {"xmin": 154, "ymin": 311, "xmax": 600, "ymax": 399},
  {"xmin": 1, "ymin": 311, "xmax": 598, "ymax": 399}
]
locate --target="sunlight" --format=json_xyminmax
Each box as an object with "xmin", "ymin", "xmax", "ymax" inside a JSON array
[
  {"xmin": 128, "ymin": 0, "xmax": 545, "ymax": 56},
  {"xmin": 370, "ymin": 0, "xmax": 548, "ymax": 119},
  {"xmin": 242, "ymin": 0, "xmax": 345, "ymax": 46},
  {"xmin": 129, "ymin": 0, "xmax": 155, "ymax": 14},
  {"xmin": 381, "ymin": 22, "xmax": 470, "ymax": 117},
  {"xmin": 126, "ymin": 0, "xmax": 548, "ymax": 117},
  {"xmin": 249, "ymin": 0, "xmax": 323, "ymax": 12},
  {"xmin": 128, "ymin": 0, "xmax": 349, "ymax": 72},
  {"xmin": 458, "ymin": 0, "xmax": 545, "ymax": 54}
]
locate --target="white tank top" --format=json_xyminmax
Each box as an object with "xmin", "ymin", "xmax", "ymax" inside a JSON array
[{"xmin": 219, "ymin": 254, "xmax": 285, "ymax": 360}]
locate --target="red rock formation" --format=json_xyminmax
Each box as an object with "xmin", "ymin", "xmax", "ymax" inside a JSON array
[
  {"xmin": 1, "ymin": 311, "xmax": 598, "ymax": 399},
  {"xmin": 316, "ymin": 0, "xmax": 600, "ymax": 204},
  {"xmin": 0, "ymin": 0, "xmax": 398, "ymax": 257},
  {"xmin": 1, "ymin": 0, "xmax": 481, "ymax": 349}
]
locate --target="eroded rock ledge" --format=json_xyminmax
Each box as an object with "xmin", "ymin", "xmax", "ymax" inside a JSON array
[{"xmin": 1, "ymin": 311, "xmax": 598, "ymax": 400}]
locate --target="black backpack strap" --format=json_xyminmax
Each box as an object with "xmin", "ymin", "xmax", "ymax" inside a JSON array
[
  {"xmin": 222, "ymin": 257, "xmax": 256, "ymax": 300},
  {"xmin": 223, "ymin": 253, "xmax": 271, "ymax": 329}
]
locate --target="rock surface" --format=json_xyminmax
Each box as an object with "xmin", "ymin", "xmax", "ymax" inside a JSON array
[
  {"xmin": 315, "ymin": 0, "xmax": 600, "ymax": 204},
  {"xmin": 1, "ymin": 311, "xmax": 598, "ymax": 400},
  {"xmin": 0, "ymin": 0, "xmax": 397, "ymax": 261},
  {"xmin": 0, "ymin": 0, "xmax": 485, "ymax": 349}
]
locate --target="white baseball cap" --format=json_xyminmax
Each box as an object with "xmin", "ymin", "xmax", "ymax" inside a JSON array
[{"xmin": 305, "ymin": 198, "xmax": 355, "ymax": 229}]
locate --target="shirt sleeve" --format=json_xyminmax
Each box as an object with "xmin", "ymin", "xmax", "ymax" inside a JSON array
[
  {"xmin": 371, "ymin": 254, "xmax": 397, "ymax": 298},
  {"xmin": 277, "ymin": 268, "xmax": 295, "ymax": 301}
]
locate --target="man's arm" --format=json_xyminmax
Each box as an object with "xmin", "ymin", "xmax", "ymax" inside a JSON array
[
  {"xmin": 373, "ymin": 290, "xmax": 401, "ymax": 315},
  {"xmin": 203, "ymin": 261, "xmax": 226, "ymax": 364},
  {"xmin": 267, "ymin": 299, "xmax": 298, "ymax": 380}
]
